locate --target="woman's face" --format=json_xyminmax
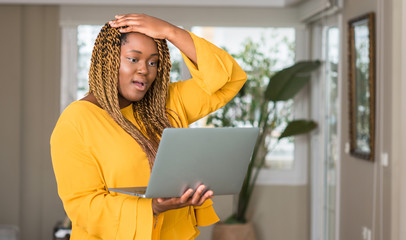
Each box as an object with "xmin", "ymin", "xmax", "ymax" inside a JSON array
[{"xmin": 118, "ymin": 32, "xmax": 159, "ymax": 108}]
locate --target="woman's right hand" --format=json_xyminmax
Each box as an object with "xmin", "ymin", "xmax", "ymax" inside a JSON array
[
  {"xmin": 151, "ymin": 185, "xmax": 213, "ymax": 214},
  {"xmin": 110, "ymin": 13, "xmax": 197, "ymax": 64},
  {"xmin": 110, "ymin": 14, "xmax": 175, "ymax": 40}
]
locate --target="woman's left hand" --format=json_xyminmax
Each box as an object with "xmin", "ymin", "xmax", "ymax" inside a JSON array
[
  {"xmin": 109, "ymin": 14, "xmax": 176, "ymax": 40},
  {"xmin": 151, "ymin": 185, "xmax": 214, "ymax": 214}
]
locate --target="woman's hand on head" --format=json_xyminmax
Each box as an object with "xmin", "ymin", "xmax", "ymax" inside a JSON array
[
  {"xmin": 109, "ymin": 14, "xmax": 176, "ymax": 40},
  {"xmin": 151, "ymin": 185, "xmax": 214, "ymax": 214},
  {"xmin": 111, "ymin": 13, "xmax": 198, "ymax": 67}
]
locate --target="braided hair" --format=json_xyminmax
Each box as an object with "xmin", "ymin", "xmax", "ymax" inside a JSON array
[{"xmin": 88, "ymin": 23, "xmax": 175, "ymax": 170}]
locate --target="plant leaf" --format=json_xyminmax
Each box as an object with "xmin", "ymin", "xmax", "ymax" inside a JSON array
[
  {"xmin": 278, "ymin": 120, "xmax": 318, "ymax": 139},
  {"xmin": 265, "ymin": 60, "xmax": 321, "ymax": 101},
  {"xmin": 273, "ymin": 75, "xmax": 310, "ymax": 101}
]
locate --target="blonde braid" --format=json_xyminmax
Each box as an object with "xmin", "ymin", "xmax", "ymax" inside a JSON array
[
  {"xmin": 88, "ymin": 23, "xmax": 174, "ymax": 170},
  {"xmin": 154, "ymin": 39, "xmax": 173, "ymax": 127},
  {"xmin": 134, "ymin": 39, "xmax": 173, "ymax": 141}
]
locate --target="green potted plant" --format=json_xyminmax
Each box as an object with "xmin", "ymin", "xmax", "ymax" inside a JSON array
[{"xmin": 210, "ymin": 39, "xmax": 321, "ymax": 239}]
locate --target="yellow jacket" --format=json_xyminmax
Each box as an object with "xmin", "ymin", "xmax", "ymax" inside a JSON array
[{"xmin": 51, "ymin": 32, "xmax": 247, "ymax": 239}]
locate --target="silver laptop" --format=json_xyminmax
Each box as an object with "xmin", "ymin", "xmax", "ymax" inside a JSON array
[{"xmin": 108, "ymin": 127, "xmax": 259, "ymax": 198}]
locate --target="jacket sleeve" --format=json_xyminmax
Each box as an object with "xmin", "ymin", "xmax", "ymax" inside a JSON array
[
  {"xmin": 194, "ymin": 199, "xmax": 220, "ymax": 227},
  {"xmin": 50, "ymin": 120, "xmax": 153, "ymax": 239},
  {"xmin": 169, "ymin": 31, "xmax": 247, "ymax": 124}
]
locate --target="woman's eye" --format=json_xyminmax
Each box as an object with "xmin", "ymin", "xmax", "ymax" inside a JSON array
[
  {"xmin": 127, "ymin": 58, "xmax": 138, "ymax": 63},
  {"xmin": 148, "ymin": 61, "xmax": 158, "ymax": 67}
]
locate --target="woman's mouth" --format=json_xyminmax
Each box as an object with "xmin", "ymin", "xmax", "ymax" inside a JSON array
[{"xmin": 132, "ymin": 81, "xmax": 146, "ymax": 91}]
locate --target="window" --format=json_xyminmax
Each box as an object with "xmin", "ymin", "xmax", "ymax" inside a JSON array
[
  {"xmin": 191, "ymin": 26, "xmax": 296, "ymax": 170},
  {"xmin": 77, "ymin": 25, "xmax": 102, "ymax": 99}
]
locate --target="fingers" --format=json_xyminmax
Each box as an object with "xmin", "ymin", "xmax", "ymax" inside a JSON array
[
  {"xmin": 115, "ymin": 14, "xmax": 137, "ymax": 19},
  {"xmin": 109, "ymin": 14, "xmax": 140, "ymax": 30},
  {"xmin": 152, "ymin": 194, "xmax": 190, "ymax": 214},
  {"xmin": 110, "ymin": 14, "xmax": 149, "ymax": 29},
  {"xmin": 113, "ymin": 16, "xmax": 139, "ymax": 26},
  {"xmin": 198, "ymin": 190, "xmax": 214, "ymax": 205},
  {"xmin": 180, "ymin": 188, "xmax": 194, "ymax": 203},
  {"xmin": 152, "ymin": 186, "xmax": 214, "ymax": 214},
  {"xmin": 152, "ymin": 198, "xmax": 163, "ymax": 214},
  {"xmin": 194, "ymin": 188, "xmax": 213, "ymax": 206},
  {"xmin": 189, "ymin": 185, "xmax": 213, "ymax": 206},
  {"xmin": 109, "ymin": 13, "xmax": 173, "ymax": 39},
  {"xmin": 109, "ymin": 19, "xmax": 141, "ymax": 32},
  {"xmin": 190, "ymin": 185, "xmax": 206, "ymax": 204}
]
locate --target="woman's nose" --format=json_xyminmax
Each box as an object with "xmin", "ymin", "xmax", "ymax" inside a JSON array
[{"xmin": 137, "ymin": 61, "xmax": 148, "ymax": 75}]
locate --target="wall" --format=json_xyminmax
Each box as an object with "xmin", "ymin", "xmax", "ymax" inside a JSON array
[
  {"xmin": 59, "ymin": 5, "xmax": 303, "ymax": 28},
  {"xmin": 0, "ymin": 5, "xmax": 22, "ymax": 228},
  {"xmin": 0, "ymin": 5, "xmax": 65, "ymax": 240},
  {"xmin": 248, "ymin": 186, "xmax": 309, "ymax": 240},
  {"xmin": 339, "ymin": 0, "xmax": 392, "ymax": 239}
]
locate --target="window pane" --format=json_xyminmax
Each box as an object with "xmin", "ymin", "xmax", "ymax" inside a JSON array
[
  {"xmin": 167, "ymin": 41, "xmax": 183, "ymax": 82},
  {"xmin": 77, "ymin": 25, "xmax": 102, "ymax": 99},
  {"xmin": 191, "ymin": 27, "xmax": 295, "ymax": 170}
]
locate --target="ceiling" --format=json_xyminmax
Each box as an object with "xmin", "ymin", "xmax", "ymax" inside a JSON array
[{"xmin": 0, "ymin": 0, "xmax": 306, "ymax": 7}]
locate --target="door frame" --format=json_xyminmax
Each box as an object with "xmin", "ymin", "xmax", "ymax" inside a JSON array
[{"xmin": 309, "ymin": 13, "xmax": 342, "ymax": 240}]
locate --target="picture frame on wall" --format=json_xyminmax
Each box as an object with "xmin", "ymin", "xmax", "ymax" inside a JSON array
[{"xmin": 348, "ymin": 12, "xmax": 375, "ymax": 161}]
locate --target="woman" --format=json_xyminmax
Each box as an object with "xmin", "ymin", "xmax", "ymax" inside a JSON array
[{"xmin": 51, "ymin": 14, "xmax": 247, "ymax": 239}]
